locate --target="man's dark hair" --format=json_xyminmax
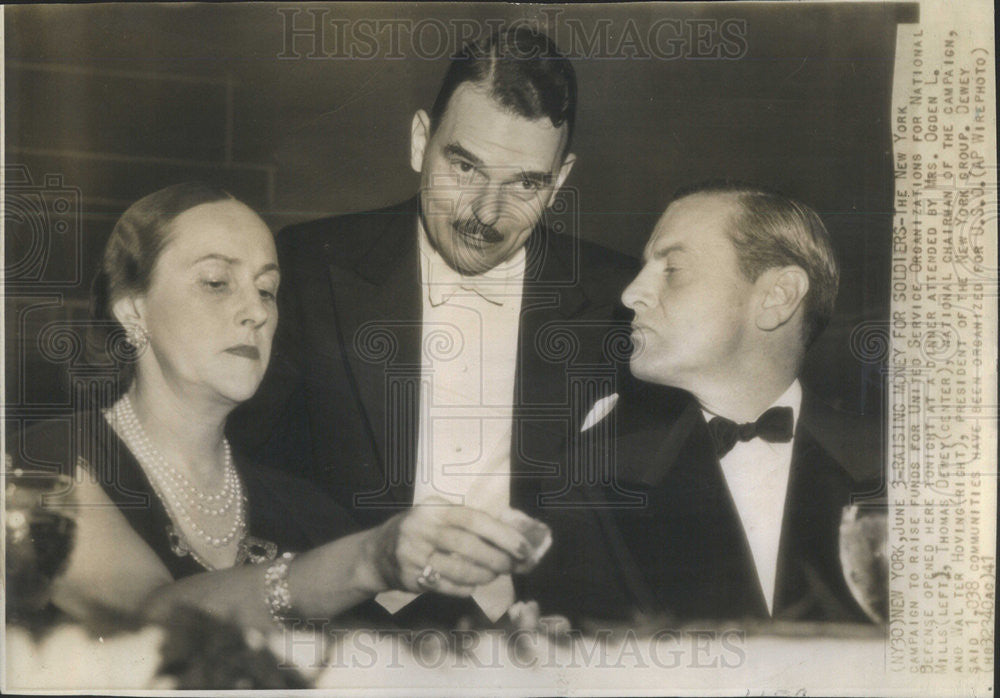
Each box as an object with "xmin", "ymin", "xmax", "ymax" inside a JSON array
[
  {"xmin": 429, "ymin": 26, "xmax": 577, "ymax": 155},
  {"xmin": 672, "ymin": 181, "xmax": 840, "ymax": 348}
]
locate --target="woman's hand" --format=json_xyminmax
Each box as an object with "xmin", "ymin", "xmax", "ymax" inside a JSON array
[{"xmin": 364, "ymin": 498, "xmax": 536, "ymax": 597}]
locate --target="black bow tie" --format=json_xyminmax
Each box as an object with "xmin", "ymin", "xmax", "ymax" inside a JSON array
[{"xmin": 707, "ymin": 406, "xmax": 794, "ymax": 458}]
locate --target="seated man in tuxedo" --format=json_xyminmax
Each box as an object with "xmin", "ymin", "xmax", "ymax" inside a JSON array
[
  {"xmin": 525, "ymin": 183, "xmax": 884, "ymax": 625},
  {"xmin": 229, "ymin": 26, "xmax": 635, "ymax": 627}
]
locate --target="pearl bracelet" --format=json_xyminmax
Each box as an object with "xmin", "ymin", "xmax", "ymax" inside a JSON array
[{"xmin": 264, "ymin": 551, "xmax": 298, "ymax": 627}]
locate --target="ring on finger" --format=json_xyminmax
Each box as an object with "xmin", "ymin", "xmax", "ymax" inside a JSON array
[{"xmin": 417, "ymin": 561, "xmax": 441, "ymax": 589}]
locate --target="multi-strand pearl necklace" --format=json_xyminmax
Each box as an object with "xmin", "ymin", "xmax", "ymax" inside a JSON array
[{"xmin": 108, "ymin": 394, "xmax": 246, "ymax": 549}]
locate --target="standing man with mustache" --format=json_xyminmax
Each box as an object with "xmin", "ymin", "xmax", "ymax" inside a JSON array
[{"xmin": 229, "ymin": 26, "xmax": 636, "ymax": 628}]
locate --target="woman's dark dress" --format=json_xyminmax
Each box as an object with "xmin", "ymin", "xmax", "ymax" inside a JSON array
[{"xmin": 11, "ymin": 410, "xmax": 359, "ymax": 579}]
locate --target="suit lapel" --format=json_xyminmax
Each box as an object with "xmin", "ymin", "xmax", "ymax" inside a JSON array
[
  {"xmin": 515, "ymin": 225, "xmax": 589, "ymax": 409},
  {"xmin": 611, "ymin": 388, "xmax": 702, "ymax": 487},
  {"xmin": 564, "ymin": 387, "xmax": 875, "ymax": 623},
  {"xmin": 510, "ymin": 226, "xmax": 591, "ymax": 511},
  {"xmin": 773, "ymin": 396, "xmax": 872, "ymax": 622},
  {"xmin": 328, "ymin": 199, "xmax": 422, "ymax": 507},
  {"xmin": 586, "ymin": 393, "xmax": 767, "ymax": 620},
  {"xmin": 653, "ymin": 414, "xmax": 769, "ymax": 618}
]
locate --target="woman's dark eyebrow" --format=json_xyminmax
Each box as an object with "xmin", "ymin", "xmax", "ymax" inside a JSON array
[
  {"xmin": 192, "ymin": 254, "xmax": 278, "ymax": 277},
  {"xmin": 194, "ymin": 253, "xmax": 235, "ymax": 264}
]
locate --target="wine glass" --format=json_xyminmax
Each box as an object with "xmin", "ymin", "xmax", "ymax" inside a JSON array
[
  {"xmin": 839, "ymin": 504, "xmax": 888, "ymax": 624},
  {"xmin": 5, "ymin": 465, "xmax": 77, "ymax": 617}
]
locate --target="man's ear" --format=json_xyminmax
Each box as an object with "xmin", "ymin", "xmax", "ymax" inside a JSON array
[
  {"xmin": 550, "ymin": 152, "xmax": 576, "ymax": 201},
  {"xmin": 111, "ymin": 294, "xmax": 146, "ymax": 333},
  {"xmin": 410, "ymin": 110, "xmax": 431, "ymax": 174},
  {"xmin": 755, "ymin": 266, "xmax": 809, "ymax": 332}
]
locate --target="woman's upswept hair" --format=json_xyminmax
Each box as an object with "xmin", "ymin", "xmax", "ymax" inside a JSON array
[{"xmin": 88, "ymin": 182, "xmax": 235, "ymax": 389}]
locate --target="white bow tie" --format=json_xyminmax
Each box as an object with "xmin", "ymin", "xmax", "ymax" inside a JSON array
[
  {"xmin": 427, "ymin": 277, "xmax": 509, "ymax": 306},
  {"xmin": 420, "ymin": 230, "xmax": 525, "ymax": 307}
]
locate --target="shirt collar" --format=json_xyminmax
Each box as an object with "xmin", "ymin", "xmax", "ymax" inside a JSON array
[
  {"xmin": 417, "ymin": 221, "xmax": 526, "ymax": 307},
  {"xmin": 701, "ymin": 379, "xmax": 802, "ymax": 428}
]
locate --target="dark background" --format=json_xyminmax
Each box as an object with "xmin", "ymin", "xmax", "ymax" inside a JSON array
[{"xmin": 5, "ymin": 2, "xmax": 916, "ymax": 426}]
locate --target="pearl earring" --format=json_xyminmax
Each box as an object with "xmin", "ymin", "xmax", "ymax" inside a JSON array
[{"xmin": 126, "ymin": 324, "xmax": 150, "ymax": 351}]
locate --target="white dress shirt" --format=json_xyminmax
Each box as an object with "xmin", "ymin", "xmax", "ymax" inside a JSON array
[
  {"xmin": 376, "ymin": 224, "xmax": 525, "ymax": 621},
  {"xmin": 701, "ymin": 380, "xmax": 802, "ymax": 615}
]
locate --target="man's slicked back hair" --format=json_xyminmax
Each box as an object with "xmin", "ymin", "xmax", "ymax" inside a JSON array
[
  {"xmin": 672, "ymin": 180, "xmax": 840, "ymax": 348},
  {"xmin": 429, "ymin": 25, "xmax": 577, "ymax": 155}
]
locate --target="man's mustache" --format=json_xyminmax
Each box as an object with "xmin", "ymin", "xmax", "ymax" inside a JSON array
[{"xmin": 453, "ymin": 218, "xmax": 504, "ymax": 244}]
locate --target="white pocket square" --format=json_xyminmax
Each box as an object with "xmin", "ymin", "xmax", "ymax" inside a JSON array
[{"xmin": 580, "ymin": 393, "xmax": 619, "ymax": 432}]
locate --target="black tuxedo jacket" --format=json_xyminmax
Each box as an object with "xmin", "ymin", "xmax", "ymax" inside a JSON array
[
  {"xmin": 228, "ymin": 197, "xmax": 637, "ymax": 528},
  {"xmin": 522, "ymin": 383, "xmax": 885, "ymax": 625}
]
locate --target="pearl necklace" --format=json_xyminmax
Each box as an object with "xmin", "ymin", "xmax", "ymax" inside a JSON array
[{"xmin": 108, "ymin": 395, "xmax": 246, "ymax": 548}]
